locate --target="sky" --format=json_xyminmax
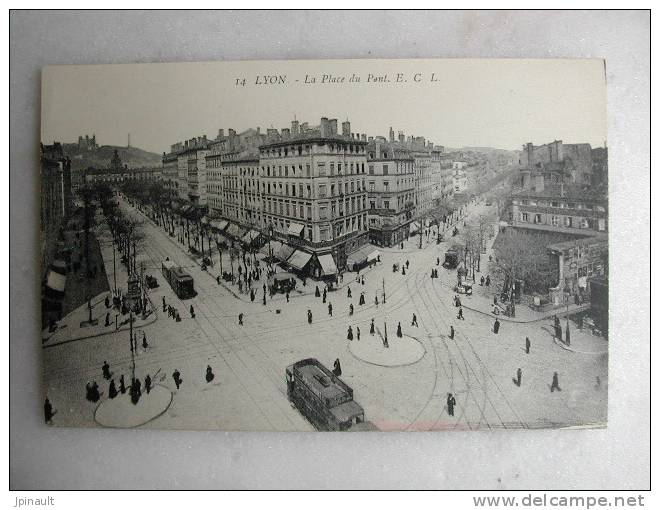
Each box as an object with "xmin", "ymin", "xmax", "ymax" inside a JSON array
[{"xmin": 41, "ymin": 59, "xmax": 607, "ymax": 154}]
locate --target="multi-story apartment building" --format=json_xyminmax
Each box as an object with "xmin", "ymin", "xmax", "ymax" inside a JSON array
[
  {"xmin": 258, "ymin": 117, "xmax": 369, "ymax": 274},
  {"xmin": 41, "ymin": 143, "xmax": 72, "ymax": 270},
  {"xmin": 162, "ymin": 146, "xmax": 179, "ymax": 195},
  {"xmin": 365, "ymin": 139, "xmax": 415, "ymax": 247}
]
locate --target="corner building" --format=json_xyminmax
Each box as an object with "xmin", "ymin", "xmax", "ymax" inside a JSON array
[{"xmin": 258, "ymin": 117, "xmax": 369, "ymax": 273}]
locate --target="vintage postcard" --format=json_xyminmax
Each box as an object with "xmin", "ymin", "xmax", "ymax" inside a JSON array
[{"xmin": 40, "ymin": 59, "xmax": 608, "ymax": 431}]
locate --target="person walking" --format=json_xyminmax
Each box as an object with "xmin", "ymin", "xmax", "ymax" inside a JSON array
[
  {"xmin": 307, "ymin": 309, "xmax": 313, "ymax": 325},
  {"xmin": 457, "ymin": 307, "xmax": 464, "ymax": 320},
  {"xmin": 375, "ymin": 295, "xmax": 379, "ymax": 307},
  {"xmin": 286, "ymin": 291, "xmax": 290, "ymax": 303},
  {"xmin": 333, "ymin": 358, "xmax": 342, "ymax": 377},
  {"xmin": 144, "ymin": 374, "xmax": 152, "ymax": 394},
  {"xmin": 406, "ymin": 260, "xmax": 410, "ymax": 269},
  {"xmin": 551, "ymin": 372, "xmax": 561, "ymax": 392},
  {"xmin": 205, "ymin": 365, "xmax": 215, "ymax": 384},
  {"xmin": 44, "ymin": 398, "xmax": 56, "ymax": 424},
  {"xmin": 361, "ymin": 275, "xmax": 365, "ymax": 285},
  {"xmin": 349, "ymin": 303, "xmax": 354, "ymax": 316},
  {"xmin": 402, "ymin": 266, "xmax": 406, "ymax": 276},
  {"xmin": 370, "ymin": 318, "xmax": 375, "ymax": 335},
  {"xmin": 102, "ymin": 361, "xmax": 112, "ymax": 380},
  {"xmin": 162, "ymin": 296, "xmax": 166, "ymax": 312},
  {"xmin": 480, "ymin": 275, "xmax": 485, "ymax": 286},
  {"xmin": 262, "ymin": 293, "xmax": 267, "ymax": 306},
  {"xmin": 108, "ymin": 379, "xmax": 118, "ymax": 399},
  {"xmin": 347, "ymin": 326, "xmax": 353, "ymax": 341},
  {"xmin": 119, "ymin": 374, "xmax": 126, "ymax": 394},
  {"xmin": 328, "ymin": 302, "xmax": 333, "ymax": 317},
  {"xmin": 493, "ymin": 318, "xmax": 500, "ymax": 334},
  {"xmin": 436, "ymin": 257, "xmax": 440, "ymax": 266},
  {"xmin": 513, "ymin": 368, "xmax": 522, "ymax": 387},
  {"xmin": 525, "ymin": 337, "xmax": 531, "ymax": 354},
  {"xmin": 397, "ymin": 322, "xmax": 403, "ymax": 338},
  {"xmin": 356, "ymin": 326, "xmax": 361, "ymax": 341},
  {"xmin": 449, "ymin": 325, "xmax": 455, "ymax": 339},
  {"xmin": 485, "ymin": 275, "xmax": 491, "ymax": 287},
  {"xmin": 239, "ymin": 313, "xmax": 244, "ymax": 326},
  {"xmin": 142, "ymin": 331, "xmax": 149, "ymax": 350},
  {"xmin": 315, "ymin": 286, "xmax": 320, "ymax": 298},
  {"xmin": 250, "ymin": 288, "xmax": 255, "ymax": 302},
  {"xmin": 359, "ymin": 292, "xmax": 365, "ymax": 306},
  {"xmin": 347, "ymin": 286, "xmax": 352, "ymax": 299},
  {"xmin": 172, "ymin": 369, "xmax": 182, "ymax": 390},
  {"xmin": 411, "ymin": 313, "xmax": 418, "ymax": 327},
  {"xmin": 447, "ymin": 393, "xmax": 456, "ymax": 417},
  {"xmin": 322, "ymin": 288, "xmax": 327, "ymax": 303}
]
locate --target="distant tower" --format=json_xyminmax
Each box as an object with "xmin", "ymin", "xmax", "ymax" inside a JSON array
[
  {"xmin": 127, "ymin": 133, "xmax": 131, "ymax": 149},
  {"xmin": 389, "ymin": 127, "xmax": 395, "ymax": 142}
]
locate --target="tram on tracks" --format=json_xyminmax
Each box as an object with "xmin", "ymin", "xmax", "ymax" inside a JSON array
[
  {"xmin": 161, "ymin": 259, "xmax": 196, "ymax": 299},
  {"xmin": 286, "ymin": 358, "xmax": 365, "ymax": 431}
]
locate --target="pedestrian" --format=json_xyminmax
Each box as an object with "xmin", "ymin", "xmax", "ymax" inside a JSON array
[
  {"xmin": 105, "ymin": 312, "xmax": 110, "ymax": 327},
  {"xmin": 400, "ymin": 242, "xmax": 404, "ymax": 249},
  {"xmin": 102, "ymin": 361, "xmax": 111, "ymax": 380},
  {"xmin": 447, "ymin": 393, "xmax": 456, "ymax": 417},
  {"xmin": 108, "ymin": 379, "xmax": 118, "ymax": 399},
  {"xmin": 555, "ymin": 323, "xmax": 563, "ymax": 342},
  {"xmin": 176, "ymin": 310, "xmax": 181, "ymax": 322},
  {"xmin": 315, "ymin": 286, "xmax": 320, "ymax": 297},
  {"xmin": 349, "ymin": 303, "xmax": 354, "ymax": 316},
  {"xmin": 347, "ymin": 286, "xmax": 352, "ymax": 299},
  {"xmin": 361, "ymin": 275, "xmax": 365, "ymax": 285},
  {"xmin": 406, "ymin": 260, "xmax": 410, "ymax": 269},
  {"xmin": 216, "ymin": 275, "xmax": 221, "ymax": 285},
  {"xmin": 456, "ymin": 296, "xmax": 462, "ymax": 308},
  {"xmin": 172, "ymin": 369, "xmax": 182, "ymax": 390},
  {"xmin": 525, "ymin": 337, "xmax": 530, "ymax": 354},
  {"xmin": 565, "ymin": 322, "xmax": 571, "ymax": 346},
  {"xmin": 131, "ymin": 378, "xmax": 141, "ymax": 404},
  {"xmin": 262, "ymin": 294, "xmax": 267, "ymax": 306},
  {"xmin": 239, "ymin": 313, "xmax": 244, "ymax": 326},
  {"xmin": 370, "ymin": 318, "xmax": 375, "ymax": 335},
  {"xmin": 402, "ymin": 266, "xmax": 406, "ymax": 276},
  {"xmin": 359, "ymin": 292, "xmax": 365, "ymax": 306},
  {"xmin": 375, "ymin": 295, "xmax": 379, "ymax": 307},
  {"xmin": 430, "ymin": 269, "xmax": 434, "ymax": 280},
  {"xmin": 205, "ymin": 365, "xmax": 215, "ymax": 383},
  {"xmin": 436, "ymin": 257, "xmax": 440, "ymax": 266},
  {"xmin": 493, "ymin": 318, "xmax": 500, "ymax": 334},
  {"xmin": 44, "ymin": 398, "xmax": 56, "ymax": 424},
  {"xmin": 397, "ymin": 322, "xmax": 403, "ymax": 338},
  {"xmin": 285, "ymin": 291, "xmax": 290, "ymax": 303},
  {"xmin": 457, "ymin": 307, "xmax": 464, "ymax": 320},
  {"xmin": 347, "ymin": 326, "xmax": 353, "ymax": 341},
  {"xmin": 411, "ymin": 313, "xmax": 418, "ymax": 327},
  {"xmin": 449, "ymin": 325, "xmax": 455, "ymax": 339},
  {"xmin": 328, "ymin": 302, "xmax": 333, "ymax": 316},
  {"xmin": 263, "ymin": 283, "xmax": 267, "ymax": 295},
  {"xmin": 356, "ymin": 326, "xmax": 361, "ymax": 341},
  {"xmin": 144, "ymin": 374, "xmax": 152, "ymax": 394},
  {"xmin": 119, "ymin": 374, "xmax": 126, "ymax": 394},
  {"xmin": 485, "ymin": 275, "xmax": 490, "ymax": 286},
  {"xmin": 551, "ymin": 372, "xmax": 561, "ymax": 392},
  {"xmin": 513, "ymin": 368, "xmax": 522, "ymax": 387},
  {"xmin": 493, "ymin": 295, "xmax": 498, "ymax": 306},
  {"xmin": 333, "ymin": 358, "xmax": 342, "ymax": 377},
  {"xmin": 307, "ymin": 309, "xmax": 313, "ymax": 324},
  {"xmin": 250, "ymin": 289, "xmax": 255, "ymax": 302},
  {"xmin": 480, "ymin": 275, "xmax": 485, "ymax": 286},
  {"xmin": 142, "ymin": 331, "xmax": 149, "ymax": 350}
]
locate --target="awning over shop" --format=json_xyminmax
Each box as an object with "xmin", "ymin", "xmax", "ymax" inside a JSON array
[
  {"xmin": 287, "ymin": 222, "xmax": 305, "ymax": 237},
  {"xmin": 259, "ymin": 240, "xmax": 283, "ymax": 257},
  {"xmin": 366, "ymin": 249, "xmax": 381, "ymax": 263},
  {"xmin": 409, "ymin": 221, "xmax": 421, "ymax": 234},
  {"xmin": 318, "ymin": 254, "xmax": 338, "ymax": 276},
  {"xmin": 46, "ymin": 270, "xmax": 66, "ymax": 293},
  {"xmin": 242, "ymin": 229, "xmax": 261, "ymax": 244},
  {"xmin": 210, "ymin": 219, "xmax": 228, "ymax": 231},
  {"xmin": 226, "ymin": 223, "xmax": 242, "ymax": 238},
  {"xmin": 276, "ymin": 243, "xmax": 296, "ymax": 262},
  {"xmin": 346, "ymin": 244, "xmax": 378, "ymax": 268},
  {"xmin": 287, "ymin": 250, "xmax": 313, "ymax": 271}
]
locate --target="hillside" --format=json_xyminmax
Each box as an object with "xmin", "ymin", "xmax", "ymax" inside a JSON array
[{"xmin": 62, "ymin": 144, "xmax": 162, "ymax": 172}]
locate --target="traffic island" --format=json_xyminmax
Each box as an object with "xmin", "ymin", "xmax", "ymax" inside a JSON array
[
  {"xmin": 94, "ymin": 384, "xmax": 173, "ymax": 428},
  {"xmin": 348, "ymin": 333, "xmax": 426, "ymax": 367}
]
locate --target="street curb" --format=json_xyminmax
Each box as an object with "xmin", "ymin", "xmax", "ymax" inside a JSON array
[
  {"xmin": 459, "ymin": 302, "xmax": 590, "ymax": 324},
  {"xmin": 552, "ymin": 336, "xmax": 607, "ymax": 355}
]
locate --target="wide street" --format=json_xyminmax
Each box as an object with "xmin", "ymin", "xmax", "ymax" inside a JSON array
[{"xmin": 42, "ymin": 196, "xmax": 608, "ymax": 431}]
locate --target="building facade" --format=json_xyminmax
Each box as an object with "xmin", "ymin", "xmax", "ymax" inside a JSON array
[{"xmin": 365, "ymin": 139, "xmax": 415, "ymax": 247}]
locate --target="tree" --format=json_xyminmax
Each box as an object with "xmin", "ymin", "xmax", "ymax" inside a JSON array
[{"xmin": 493, "ymin": 229, "xmax": 559, "ymax": 304}]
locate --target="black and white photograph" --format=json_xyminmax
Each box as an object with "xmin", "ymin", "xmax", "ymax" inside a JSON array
[{"xmin": 38, "ymin": 58, "xmax": 610, "ymax": 432}]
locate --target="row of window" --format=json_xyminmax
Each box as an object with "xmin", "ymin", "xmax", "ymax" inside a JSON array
[{"xmin": 518, "ymin": 212, "xmax": 607, "ymax": 231}]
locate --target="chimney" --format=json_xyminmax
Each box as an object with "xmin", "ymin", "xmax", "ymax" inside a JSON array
[
  {"xmin": 375, "ymin": 142, "xmax": 381, "ymax": 159},
  {"xmin": 291, "ymin": 120, "xmax": 299, "ymax": 136},
  {"xmin": 361, "ymin": 134, "xmax": 367, "ymax": 141},
  {"xmin": 301, "ymin": 122, "xmax": 309, "ymax": 133},
  {"xmin": 282, "ymin": 128, "xmax": 290, "ymax": 139},
  {"xmin": 218, "ymin": 129, "xmax": 224, "ymax": 139},
  {"xmin": 368, "ymin": 136, "xmax": 374, "ymax": 142},
  {"xmin": 320, "ymin": 117, "xmax": 330, "ymax": 137},
  {"xmin": 398, "ymin": 131, "xmax": 405, "ymax": 143},
  {"xmin": 526, "ymin": 142, "xmax": 534, "ymax": 168},
  {"xmin": 329, "ymin": 119, "xmax": 338, "ymax": 135},
  {"xmin": 342, "ymin": 120, "xmax": 351, "ymax": 137},
  {"xmin": 389, "ymin": 127, "xmax": 395, "ymax": 142}
]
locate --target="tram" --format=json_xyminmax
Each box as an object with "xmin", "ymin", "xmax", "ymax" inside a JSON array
[
  {"xmin": 286, "ymin": 358, "xmax": 365, "ymax": 431},
  {"xmin": 161, "ymin": 259, "xmax": 196, "ymax": 299}
]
